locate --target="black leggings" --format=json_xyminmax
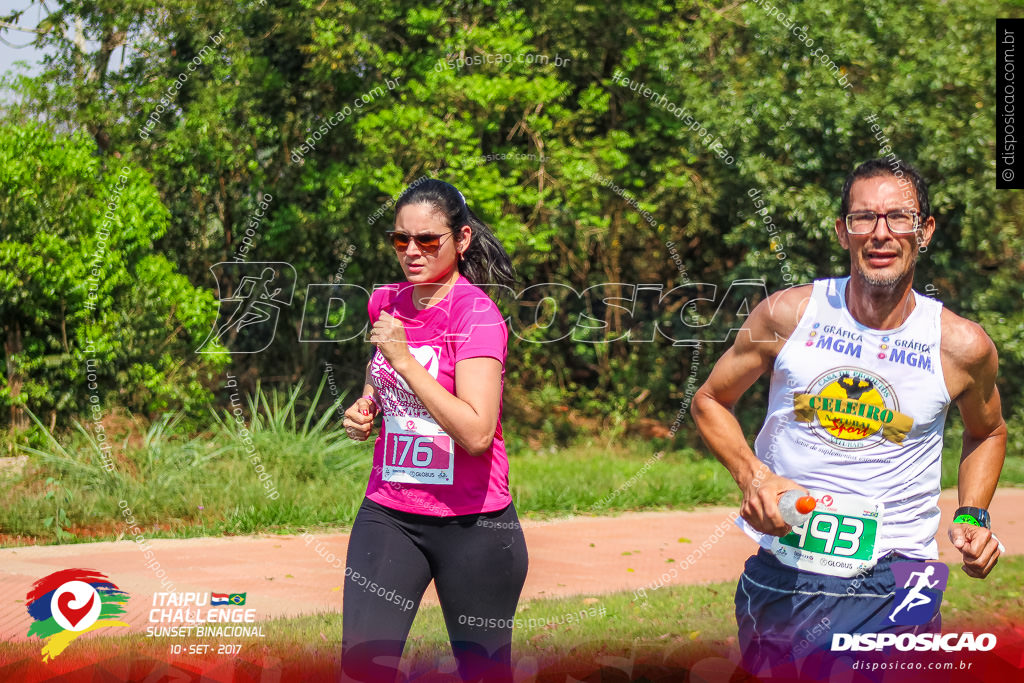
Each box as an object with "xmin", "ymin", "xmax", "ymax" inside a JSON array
[{"xmin": 341, "ymin": 497, "xmax": 529, "ymax": 682}]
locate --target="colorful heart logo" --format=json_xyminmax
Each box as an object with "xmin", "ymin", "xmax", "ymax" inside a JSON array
[
  {"xmin": 56, "ymin": 590, "xmax": 95, "ymax": 628},
  {"xmin": 49, "ymin": 581, "xmax": 101, "ymax": 632},
  {"xmin": 26, "ymin": 569, "xmax": 130, "ymax": 661}
]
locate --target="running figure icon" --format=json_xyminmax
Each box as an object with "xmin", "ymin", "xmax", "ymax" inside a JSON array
[
  {"xmin": 888, "ymin": 565, "xmax": 939, "ymax": 622},
  {"xmin": 214, "ymin": 267, "xmax": 284, "ymax": 339},
  {"xmin": 198, "ymin": 262, "xmax": 296, "ymax": 354}
]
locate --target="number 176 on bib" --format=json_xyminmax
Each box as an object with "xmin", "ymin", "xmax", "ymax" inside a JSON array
[
  {"xmin": 383, "ymin": 431, "xmax": 454, "ymax": 485},
  {"xmin": 391, "ymin": 435, "xmax": 442, "ymax": 466}
]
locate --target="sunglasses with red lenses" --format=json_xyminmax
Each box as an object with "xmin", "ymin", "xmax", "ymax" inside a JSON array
[{"xmin": 387, "ymin": 231, "xmax": 453, "ymax": 254}]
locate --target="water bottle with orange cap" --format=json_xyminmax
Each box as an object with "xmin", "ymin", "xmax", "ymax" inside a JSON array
[{"xmin": 778, "ymin": 490, "xmax": 817, "ymax": 526}]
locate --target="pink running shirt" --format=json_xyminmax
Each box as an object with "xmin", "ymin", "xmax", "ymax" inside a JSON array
[{"xmin": 364, "ymin": 276, "xmax": 511, "ymax": 516}]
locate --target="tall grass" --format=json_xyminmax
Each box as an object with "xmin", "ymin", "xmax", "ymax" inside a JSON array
[
  {"xmin": 1, "ymin": 381, "xmax": 371, "ymax": 543},
  {"xmin": 2, "ymin": 383, "xmax": 1022, "ymax": 545}
]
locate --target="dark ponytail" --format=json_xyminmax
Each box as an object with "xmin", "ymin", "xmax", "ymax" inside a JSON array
[{"xmin": 393, "ymin": 179, "xmax": 516, "ymax": 290}]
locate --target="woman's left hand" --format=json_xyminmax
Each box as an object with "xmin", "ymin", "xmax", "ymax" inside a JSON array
[{"xmin": 370, "ymin": 311, "xmax": 413, "ymax": 367}]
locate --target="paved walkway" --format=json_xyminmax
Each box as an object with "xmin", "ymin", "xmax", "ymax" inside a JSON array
[{"xmin": 2, "ymin": 488, "xmax": 1021, "ymax": 641}]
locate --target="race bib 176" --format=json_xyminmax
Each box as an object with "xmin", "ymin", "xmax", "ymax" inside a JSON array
[{"xmin": 382, "ymin": 416, "xmax": 455, "ymax": 486}]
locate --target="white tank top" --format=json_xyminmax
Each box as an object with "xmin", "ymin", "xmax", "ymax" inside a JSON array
[{"xmin": 741, "ymin": 277, "xmax": 951, "ymax": 560}]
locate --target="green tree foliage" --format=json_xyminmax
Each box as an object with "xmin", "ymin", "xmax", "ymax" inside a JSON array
[
  {"xmin": 1, "ymin": 0, "xmax": 1020, "ymax": 445},
  {"xmin": 0, "ymin": 122, "xmax": 226, "ymax": 432}
]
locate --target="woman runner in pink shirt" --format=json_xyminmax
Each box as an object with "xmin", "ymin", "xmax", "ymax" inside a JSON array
[{"xmin": 341, "ymin": 179, "xmax": 527, "ymax": 682}]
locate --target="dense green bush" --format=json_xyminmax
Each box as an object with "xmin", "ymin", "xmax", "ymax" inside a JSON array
[
  {"xmin": 0, "ymin": 1, "xmax": 1020, "ymax": 451},
  {"xmin": 0, "ymin": 122, "xmax": 227, "ymax": 437}
]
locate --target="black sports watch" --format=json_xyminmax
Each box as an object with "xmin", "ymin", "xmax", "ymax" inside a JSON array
[{"xmin": 953, "ymin": 506, "xmax": 991, "ymax": 528}]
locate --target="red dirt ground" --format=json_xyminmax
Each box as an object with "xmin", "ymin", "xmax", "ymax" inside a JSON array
[{"xmin": 1, "ymin": 488, "xmax": 1021, "ymax": 642}]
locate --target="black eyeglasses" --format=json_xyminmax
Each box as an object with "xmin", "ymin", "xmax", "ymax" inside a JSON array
[
  {"xmin": 386, "ymin": 232, "xmax": 453, "ymax": 254},
  {"xmin": 845, "ymin": 210, "xmax": 921, "ymax": 235}
]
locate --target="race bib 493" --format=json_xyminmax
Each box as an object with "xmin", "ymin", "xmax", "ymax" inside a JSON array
[{"xmin": 771, "ymin": 493, "xmax": 883, "ymax": 577}]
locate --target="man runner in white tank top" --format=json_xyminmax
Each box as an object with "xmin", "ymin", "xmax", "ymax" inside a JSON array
[{"xmin": 692, "ymin": 159, "xmax": 1006, "ymax": 676}]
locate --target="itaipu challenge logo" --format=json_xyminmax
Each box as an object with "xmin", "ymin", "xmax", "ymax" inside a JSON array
[
  {"xmin": 793, "ymin": 367, "xmax": 914, "ymax": 450},
  {"xmin": 26, "ymin": 569, "xmax": 130, "ymax": 661}
]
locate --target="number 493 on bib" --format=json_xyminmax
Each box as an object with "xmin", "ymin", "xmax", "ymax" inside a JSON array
[{"xmin": 778, "ymin": 511, "xmax": 877, "ymax": 561}]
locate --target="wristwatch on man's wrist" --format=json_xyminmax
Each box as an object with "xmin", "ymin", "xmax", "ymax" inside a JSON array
[{"xmin": 953, "ymin": 506, "xmax": 991, "ymax": 528}]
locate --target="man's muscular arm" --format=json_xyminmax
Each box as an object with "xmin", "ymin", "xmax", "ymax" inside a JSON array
[
  {"xmin": 943, "ymin": 312, "xmax": 1006, "ymax": 578},
  {"xmin": 692, "ymin": 286, "xmax": 811, "ymax": 537}
]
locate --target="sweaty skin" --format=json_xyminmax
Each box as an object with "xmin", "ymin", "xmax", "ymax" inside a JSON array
[
  {"xmin": 691, "ymin": 175, "xmax": 1006, "ymax": 578},
  {"xmin": 342, "ymin": 203, "xmax": 503, "ymax": 456}
]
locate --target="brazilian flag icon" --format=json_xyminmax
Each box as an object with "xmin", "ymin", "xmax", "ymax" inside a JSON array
[{"xmin": 229, "ymin": 593, "xmax": 247, "ymax": 605}]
